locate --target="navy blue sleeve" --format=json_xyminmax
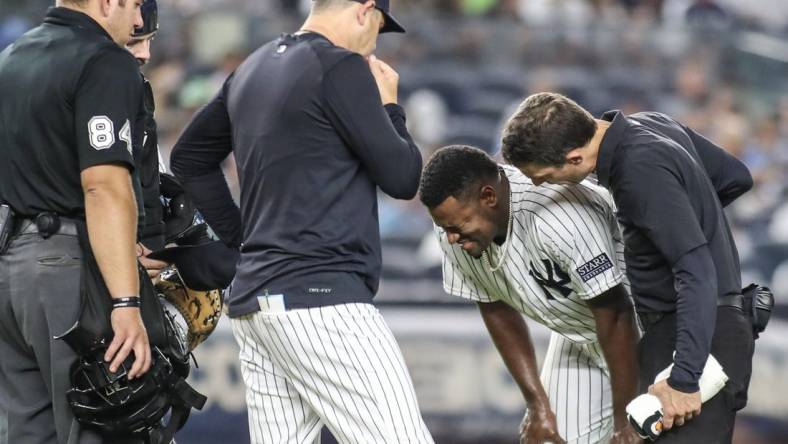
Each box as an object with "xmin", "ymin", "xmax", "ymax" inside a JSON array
[
  {"xmin": 682, "ymin": 124, "xmax": 753, "ymax": 207},
  {"xmin": 668, "ymin": 245, "xmax": 717, "ymax": 392},
  {"xmin": 322, "ymin": 55, "xmax": 422, "ymax": 199},
  {"xmin": 170, "ymin": 78, "xmax": 243, "ymax": 248}
]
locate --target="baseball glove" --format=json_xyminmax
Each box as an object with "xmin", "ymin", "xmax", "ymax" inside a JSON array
[{"xmin": 155, "ymin": 267, "xmax": 224, "ymax": 351}]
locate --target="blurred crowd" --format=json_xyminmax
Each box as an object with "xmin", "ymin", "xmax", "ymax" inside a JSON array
[{"xmin": 2, "ymin": 0, "xmax": 787, "ymax": 308}]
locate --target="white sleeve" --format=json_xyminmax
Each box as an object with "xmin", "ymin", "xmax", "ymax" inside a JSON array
[
  {"xmin": 535, "ymin": 202, "xmax": 624, "ymax": 300},
  {"xmin": 435, "ymin": 226, "xmax": 499, "ymax": 303}
]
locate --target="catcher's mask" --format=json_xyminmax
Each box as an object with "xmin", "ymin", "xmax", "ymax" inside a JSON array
[{"xmin": 66, "ymin": 344, "xmax": 206, "ymax": 444}]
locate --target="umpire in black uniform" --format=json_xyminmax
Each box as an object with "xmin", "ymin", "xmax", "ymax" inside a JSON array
[
  {"xmin": 500, "ymin": 92, "xmax": 755, "ymax": 443},
  {"xmin": 0, "ymin": 1, "xmax": 151, "ymax": 442}
]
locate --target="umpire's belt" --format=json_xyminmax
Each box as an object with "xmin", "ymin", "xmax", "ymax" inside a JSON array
[
  {"xmin": 638, "ymin": 295, "xmax": 744, "ymax": 327},
  {"xmin": 15, "ymin": 213, "xmax": 78, "ymax": 238},
  {"xmin": 717, "ymin": 294, "xmax": 744, "ymax": 311}
]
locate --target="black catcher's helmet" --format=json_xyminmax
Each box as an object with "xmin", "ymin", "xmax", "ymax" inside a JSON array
[
  {"xmin": 65, "ymin": 344, "xmax": 205, "ymax": 444},
  {"xmin": 133, "ymin": 0, "xmax": 159, "ymax": 38},
  {"xmin": 67, "ymin": 347, "xmax": 173, "ymax": 437},
  {"xmin": 155, "ymin": 172, "xmax": 239, "ymax": 290},
  {"xmin": 160, "ymin": 173, "xmax": 200, "ymax": 244}
]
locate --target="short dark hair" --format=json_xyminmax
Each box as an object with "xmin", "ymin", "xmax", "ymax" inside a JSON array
[
  {"xmin": 501, "ymin": 92, "xmax": 597, "ymax": 167},
  {"xmin": 419, "ymin": 145, "xmax": 499, "ymax": 209}
]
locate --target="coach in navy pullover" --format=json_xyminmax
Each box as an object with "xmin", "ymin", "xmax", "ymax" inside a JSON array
[{"xmin": 171, "ymin": 28, "xmax": 420, "ymax": 317}]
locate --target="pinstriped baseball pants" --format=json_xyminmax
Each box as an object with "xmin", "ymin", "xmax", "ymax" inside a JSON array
[
  {"xmin": 230, "ymin": 303, "xmax": 434, "ymax": 444},
  {"xmin": 539, "ymin": 332, "xmax": 614, "ymax": 444}
]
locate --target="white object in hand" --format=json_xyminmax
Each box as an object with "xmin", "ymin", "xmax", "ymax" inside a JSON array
[
  {"xmin": 626, "ymin": 354, "xmax": 729, "ymax": 440},
  {"xmin": 653, "ymin": 353, "xmax": 728, "ymax": 403},
  {"xmin": 626, "ymin": 394, "xmax": 664, "ymax": 439}
]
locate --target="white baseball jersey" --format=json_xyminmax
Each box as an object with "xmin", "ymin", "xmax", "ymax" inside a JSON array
[
  {"xmin": 437, "ymin": 165, "xmax": 629, "ymax": 444},
  {"xmin": 439, "ymin": 165, "xmax": 628, "ymax": 343}
]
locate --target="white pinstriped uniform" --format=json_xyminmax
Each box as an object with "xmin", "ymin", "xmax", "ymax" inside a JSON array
[
  {"xmin": 437, "ymin": 165, "xmax": 630, "ymax": 444},
  {"xmin": 230, "ymin": 302, "xmax": 434, "ymax": 444}
]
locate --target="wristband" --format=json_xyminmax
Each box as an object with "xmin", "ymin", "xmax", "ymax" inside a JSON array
[{"xmin": 112, "ymin": 296, "xmax": 141, "ymax": 309}]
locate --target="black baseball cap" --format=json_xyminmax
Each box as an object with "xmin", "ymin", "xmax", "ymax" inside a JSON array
[{"xmin": 351, "ymin": 0, "xmax": 405, "ymax": 34}]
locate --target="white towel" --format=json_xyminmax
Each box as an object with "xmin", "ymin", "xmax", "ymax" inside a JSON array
[
  {"xmin": 653, "ymin": 353, "xmax": 728, "ymax": 402},
  {"xmin": 626, "ymin": 354, "xmax": 729, "ymax": 440}
]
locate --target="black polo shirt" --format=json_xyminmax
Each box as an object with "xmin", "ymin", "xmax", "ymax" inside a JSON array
[
  {"xmin": 0, "ymin": 7, "xmax": 141, "ymax": 218},
  {"xmin": 596, "ymin": 110, "xmax": 752, "ymax": 389},
  {"xmin": 171, "ymin": 32, "xmax": 422, "ymax": 316}
]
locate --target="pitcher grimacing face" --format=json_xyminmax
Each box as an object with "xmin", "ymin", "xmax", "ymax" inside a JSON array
[{"xmin": 429, "ymin": 194, "xmax": 500, "ymax": 259}]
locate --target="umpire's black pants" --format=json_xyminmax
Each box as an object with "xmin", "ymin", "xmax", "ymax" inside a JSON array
[
  {"xmin": 638, "ymin": 306, "xmax": 755, "ymax": 444},
  {"xmin": 0, "ymin": 221, "xmax": 109, "ymax": 444}
]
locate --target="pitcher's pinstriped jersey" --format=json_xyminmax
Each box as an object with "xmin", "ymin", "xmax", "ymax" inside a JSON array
[{"xmin": 438, "ymin": 165, "xmax": 628, "ymax": 343}]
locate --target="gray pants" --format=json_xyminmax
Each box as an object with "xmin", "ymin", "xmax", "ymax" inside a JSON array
[{"xmin": 0, "ymin": 225, "xmax": 104, "ymax": 444}]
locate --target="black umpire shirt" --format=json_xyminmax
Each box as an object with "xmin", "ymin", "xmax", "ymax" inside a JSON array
[
  {"xmin": 0, "ymin": 8, "xmax": 141, "ymax": 218},
  {"xmin": 596, "ymin": 110, "xmax": 753, "ymax": 391},
  {"xmin": 135, "ymin": 76, "xmax": 165, "ymax": 250},
  {"xmin": 171, "ymin": 32, "xmax": 422, "ymax": 317}
]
